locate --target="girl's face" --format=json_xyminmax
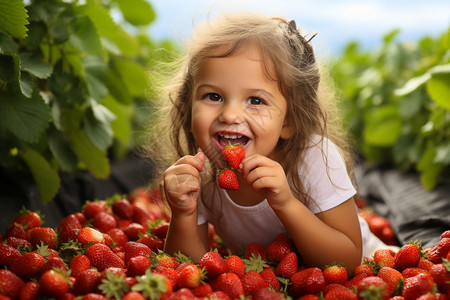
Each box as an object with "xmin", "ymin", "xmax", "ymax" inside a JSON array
[{"xmin": 191, "ymin": 44, "xmax": 292, "ymax": 165}]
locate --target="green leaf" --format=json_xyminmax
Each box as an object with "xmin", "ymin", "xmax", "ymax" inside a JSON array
[
  {"xmin": 0, "ymin": 53, "xmax": 19, "ymax": 82},
  {"xmin": 103, "ymin": 95, "xmax": 131, "ymax": 144},
  {"xmin": 83, "ymin": 106, "xmax": 114, "ymax": 151},
  {"xmin": 48, "ymin": 128, "xmax": 78, "ymax": 172},
  {"xmin": 69, "ymin": 15, "xmax": 102, "ymax": 55},
  {"xmin": 427, "ymin": 73, "xmax": 450, "ymax": 110},
  {"xmin": 0, "ymin": 89, "xmax": 51, "ymax": 143},
  {"xmin": 116, "ymin": 0, "xmax": 156, "ymax": 26},
  {"xmin": 20, "ymin": 147, "xmax": 60, "ymax": 204},
  {"xmin": 0, "ymin": 0, "xmax": 29, "ymax": 39},
  {"xmin": 75, "ymin": 0, "xmax": 139, "ymax": 56},
  {"xmin": 363, "ymin": 106, "xmax": 402, "ymax": 146},
  {"xmin": 115, "ymin": 60, "xmax": 148, "ymax": 97},
  {"xmin": 394, "ymin": 73, "xmax": 431, "ymax": 96},
  {"xmin": 68, "ymin": 129, "xmax": 110, "ymax": 178},
  {"xmin": 0, "ymin": 32, "xmax": 18, "ymax": 53},
  {"xmin": 82, "ymin": 56, "xmax": 108, "ymax": 100},
  {"xmin": 19, "ymin": 71, "xmax": 34, "ymax": 98},
  {"xmin": 19, "ymin": 52, "xmax": 53, "ymax": 79}
]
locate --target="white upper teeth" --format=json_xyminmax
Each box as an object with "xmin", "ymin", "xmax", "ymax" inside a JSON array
[{"xmin": 221, "ymin": 134, "xmax": 242, "ymax": 139}]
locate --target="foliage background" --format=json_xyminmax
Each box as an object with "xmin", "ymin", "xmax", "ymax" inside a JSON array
[
  {"xmin": 0, "ymin": 0, "xmax": 449, "ymax": 205},
  {"xmin": 0, "ymin": 0, "xmax": 178, "ymax": 204}
]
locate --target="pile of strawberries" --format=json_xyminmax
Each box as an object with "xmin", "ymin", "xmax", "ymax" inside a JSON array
[{"xmin": 0, "ymin": 187, "xmax": 449, "ymax": 300}]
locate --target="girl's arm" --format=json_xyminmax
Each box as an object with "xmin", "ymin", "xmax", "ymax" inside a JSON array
[
  {"xmin": 273, "ymin": 196, "xmax": 362, "ymax": 274},
  {"xmin": 242, "ymin": 154, "xmax": 362, "ymax": 273},
  {"xmin": 162, "ymin": 152, "xmax": 209, "ymax": 263}
]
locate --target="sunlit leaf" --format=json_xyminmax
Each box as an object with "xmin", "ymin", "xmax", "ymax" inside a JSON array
[
  {"xmin": 427, "ymin": 73, "xmax": 450, "ymax": 110},
  {"xmin": 116, "ymin": 0, "xmax": 155, "ymax": 26},
  {"xmin": 115, "ymin": 59, "xmax": 149, "ymax": 97},
  {"xmin": 0, "ymin": 0, "xmax": 29, "ymax": 38},
  {"xmin": 363, "ymin": 106, "xmax": 402, "ymax": 146}
]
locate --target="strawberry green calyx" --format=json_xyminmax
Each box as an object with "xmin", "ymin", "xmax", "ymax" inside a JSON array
[
  {"xmin": 132, "ymin": 269, "xmax": 172, "ymax": 300},
  {"xmin": 98, "ymin": 271, "xmax": 130, "ymax": 300}
]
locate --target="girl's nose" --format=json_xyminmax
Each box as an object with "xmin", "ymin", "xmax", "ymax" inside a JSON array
[{"xmin": 218, "ymin": 101, "xmax": 244, "ymax": 124}]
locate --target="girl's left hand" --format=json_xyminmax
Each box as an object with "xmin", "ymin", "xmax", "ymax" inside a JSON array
[{"xmin": 240, "ymin": 154, "xmax": 294, "ymax": 209}]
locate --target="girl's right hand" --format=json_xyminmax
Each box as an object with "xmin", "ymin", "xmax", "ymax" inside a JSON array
[{"xmin": 163, "ymin": 152, "xmax": 205, "ymax": 216}]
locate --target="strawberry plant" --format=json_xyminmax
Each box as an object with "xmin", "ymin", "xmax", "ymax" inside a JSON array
[
  {"xmin": 333, "ymin": 27, "xmax": 450, "ymax": 190},
  {"xmin": 0, "ymin": 0, "xmax": 179, "ymax": 204}
]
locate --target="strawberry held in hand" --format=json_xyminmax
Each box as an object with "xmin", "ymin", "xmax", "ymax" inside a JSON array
[
  {"xmin": 221, "ymin": 142, "xmax": 245, "ymax": 170},
  {"xmin": 218, "ymin": 169, "xmax": 239, "ymax": 191}
]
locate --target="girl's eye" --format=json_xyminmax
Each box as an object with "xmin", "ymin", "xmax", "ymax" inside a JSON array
[
  {"xmin": 204, "ymin": 93, "xmax": 222, "ymax": 102},
  {"xmin": 247, "ymin": 97, "xmax": 266, "ymax": 105}
]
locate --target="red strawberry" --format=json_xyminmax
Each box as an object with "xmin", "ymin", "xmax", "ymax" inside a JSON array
[
  {"xmin": 92, "ymin": 211, "xmax": 117, "ymax": 233},
  {"xmin": 126, "ymin": 255, "xmax": 152, "ymax": 276},
  {"xmin": 14, "ymin": 208, "xmax": 42, "ymax": 230},
  {"xmin": 153, "ymin": 265, "xmax": 179, "ymax": 289},
  {"xmin": 207, "ymin": 291, "xmax": 232, "ymax": 300},
  {"xmin": 70, "ymin": 254, "xmax": 91, "ymax": 278},
  {"xmin": 82, "ymin": 201, "xmax": 106, "ymax": 219},
  {"xmin": 290, "ymin": 267, "xmax": 325, "ymax": 296},
  {"xmin": 9, "ymin": 251, "xmax": 46, "ymax": 278},
  {"xmin": 213, "ymin": 272, "xmax": 245, "ymax": 299},
  {"xmin": 40, "ymin": 256, "xmax": 68, "ymax": 276},
  {"xmin": 322, "ymin": 263, "xmax": 348, "ymax": 285},
  {"xmin": 112, "ymin": 198, "xmax": 134, "ymax": 219},
  {"xmin": 402, "ymin": 267, "xmax": 429, "ymax": 279},
  {"xmin": 58, "ymin": 213, "xmax": 82, "ymax": 243},
  {"xmin": 222, "ymin": 142, "xmax": 245, "ymax": 170},
  {"xmin": 266, "ymin": 233, "xmax": 294, "ymax": 262},
  {"xmin": 107, "ymin": 228, "xmax": 129, "ymax": 248},
  {"xmin": 218, "ymin": 169, "xmax": 239, "ymax": 191},
  {"xmin": 78, "ymin": 227, "xmax": 105, "ymax": 245},
  {"xmin": 156, "ymin": 252, "xmax": 179, "ymax": 270},
  {"xmin": 354, "ymin": 263, "xmax": 375, "ymax": 276},
  {"xmin": 378, "ymin": 266, "xmax": 404, "ymax": 297},
  {"xmin": 357, "ymin": 276, "xmax": 390, "ymax": 300},
  {"xmin": 85, "ymin": 243, "xmax": 125, "ymax": 271},
  {"xmin": 123, "ymin": 241, "xmax": 152, "ymax": 264},
  {"xmin": 427, "ymin": 238, "xmax": 450, "ymax": 263},
  {"xmin": 5, "ymin": 221, "xmax": 30, "ymax": 241},
  {"xmin": 176, "ymin": 263, "xmax": 202, "ymax": 289},
  {"xmin": 429, "ymin": 259, "xmax": 450, "ymax": 293},
  {"xmin": 73, "ymin": 268, "xmax": 101, "ymax": 295},
  {"xmin": 275, "ymin": 251, "xmax": 298, "ymax": 277},
  {"xmin": 402, "ymin": 273, "xmax": 434, "ymax": 300},
  {"xmin": 168, "ymin": 288, "xmax": 195, "ymax": 299},
  {"xmin": 374, "ymin": 248, "xmax": 396, "ymax": 269},
  {"xmin": 192, "ymin": 282, "xmax": 213, "ymax": 297},
  {"xmin": 29, "ymin": 227, "xmax": 57, "ymax": 249},
  {"xmin": 0, "ymin": 244, "xmax": 21, "ymax": 268},
  {"xmin": 132, "ymin": 204, "xmax": 154, "ymax": 227},
  {"xmin": 151, "ymin": 222, "xmax": 169, "ymax": 240},
  {"xmin": 0, "ymin": 269, "xmax": 24, "ymax": 298},
  {"xmin": 418, "ymin": 259, "xmax": 435, "ymax": 272},
  {"xmin": 252, "ymin": 287, "xmax": 285, "ymax": 300},
  {"xmin": 345, "ymin": 272, "xmax": 368, "ymax": 289},
  {"xmin": 122, "ymin": 291, "xmax": 146, "ymax": 300},
  {"xmin": 123, "ymin": 223, "xmax": 146, "ymax": 241},
  {"xmin": 244, "ymin": 242, "xmax": 266, "ymax": 259},
  {"xmin": 323, "ymin": 284, "xmax": 357, "ymax": 300},
  {"xmin": 241, "ymin": 270, "xmax": 266, "ymax": 296},
  {"xmin": 260, "ymin": 267, "xmax": 280, "ymax": 290},
  {"xmin": 133, "ymin": 270, "xmax": 172, "ymax": 300},
  {"xmin": 18, "ymin": 281, "xmax": 40, "ymax": 300},
  {"xmin": 224, "ymin": 255, "xmax": 246, "ymax": 277},
  {"xmin": 39, "ymin": 269, "xmax": 69, "ymax": 297},
  {"xmin": 395, "ymin": 242, "xmax": 423, "ymax": 271},
  {"xmin": 138, "ymin": 234, "xmax": 165, "ymax": 252},
  {"xmin": 81, "ymin": 293, "xmax": 107, "ymax": 300},
  {"xmin": 441, "ymin": 230, "xmax": 450, "ymax": 239},
  {"xmin": 199, "ymin": 250, "xmax": 227, "ymax": 279}
]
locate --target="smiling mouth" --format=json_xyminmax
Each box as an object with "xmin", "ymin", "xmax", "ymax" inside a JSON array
[{"xmin": 216, "ymin": 133, "xmax": 250, "ymax": 148}]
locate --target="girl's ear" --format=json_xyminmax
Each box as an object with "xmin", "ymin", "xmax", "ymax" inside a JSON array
[{"xmin": 280, "ymin": 119, "xmax": 293, "ymax": 139}]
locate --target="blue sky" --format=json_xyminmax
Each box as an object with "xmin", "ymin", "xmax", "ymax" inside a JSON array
[{"xmin": 147, "ymin": 0, "xmax": 450, "ymax": 58}]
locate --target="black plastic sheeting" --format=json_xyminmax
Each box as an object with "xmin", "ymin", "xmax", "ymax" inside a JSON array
[
  {"xmin": 355, "ymin": 163, "xmax": 450, "ymax": 249},
  {"xmin": 0, "ymin": 154, "xmax": 154, "ymax": 234}
]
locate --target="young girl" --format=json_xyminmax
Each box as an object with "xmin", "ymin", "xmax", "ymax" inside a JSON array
[{"xmin": 149, "ymin": 12, "xmax": 375, "ymax": 273}]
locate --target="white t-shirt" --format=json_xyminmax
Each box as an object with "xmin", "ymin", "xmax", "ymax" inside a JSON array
[{"xmin": 197, "ymin": 136, "xmax": 373, "ymax": 257}]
